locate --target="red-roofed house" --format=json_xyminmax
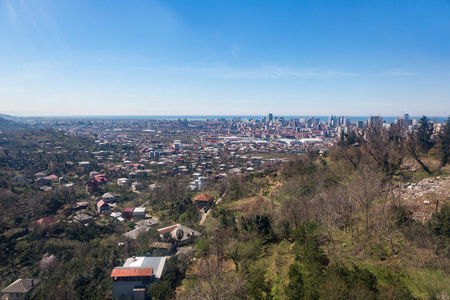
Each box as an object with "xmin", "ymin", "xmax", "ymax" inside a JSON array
[
  {"xmin": 29, "ymin": 218, "xmax": 60, "ymax": 231},
  {"xmin": 93, "ymin": 174, "xmax": 107, "ymax": 185},
  {"xmin": 97, "ymin": 200, "xmax": 111, "ymax": 214},
  {"xmin": 132, "ymin": 163, "xmax": 144, "ymax": 170},
  {"xmin": 122, "ymin": 207, "xmax": 134, "ymax": 219},
  {"xmin": 192, "ymin": 193, "xmax": 214, "ymax": 209},
  {"xmin": 49, "ymin": 174, "xmax": 59, "ymax": 183}
]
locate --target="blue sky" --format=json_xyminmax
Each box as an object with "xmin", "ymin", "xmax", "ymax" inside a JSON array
[{"xmin": 1, "ymin": 0, "xmax": 450, "ymax": 117}]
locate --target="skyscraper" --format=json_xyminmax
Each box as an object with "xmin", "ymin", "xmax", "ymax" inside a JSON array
[
  {"xmin": 328, "ymin": 115, "xmax": 337, "ymax": 127},
  {"xmin": 368, "ymin": 116, "xmax": 381, "ymax": 127},
  {"xmin": 268, "ymin": 113, "xmax": 273, "ymax": 123}
]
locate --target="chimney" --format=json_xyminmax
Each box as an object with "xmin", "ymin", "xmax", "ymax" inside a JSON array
[{"xmin": 31, "ymin": 279, "xmax": 34, "ymax": 287}]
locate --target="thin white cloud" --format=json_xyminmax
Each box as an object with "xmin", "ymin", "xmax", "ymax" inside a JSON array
[
  {"xmin": 386, "ymin": 69, "xmax": 419, "ymax": 76},
  {"xmin": 3, "ymin": 0, "xmax": 61, "ymax": 43},
  {"xmin": 230, "ymin": 43, "xmax": 240, "ymax": 57},
  {"xmin": 3, "ymin": 0, "xmax": 19, "ymax": 29},
  {"xmin": 173, "ymin": 65, "xmax": 360, "ymax": 79}
]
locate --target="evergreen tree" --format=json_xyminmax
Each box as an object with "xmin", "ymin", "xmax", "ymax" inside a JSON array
[
  {"xmin": 438, "ymin": 116, "xmax": 450, "ymax": 171},
  {"xmin": 428, "ymin": 203, "xmax": 450, "ymax": 240},
  {"xmin": 285, "ymin": 263, "xmax": 304, "ymax": 300},
  {"xmin": 417, "ymin": 115, "xmax": 434, "ymax": 152}
]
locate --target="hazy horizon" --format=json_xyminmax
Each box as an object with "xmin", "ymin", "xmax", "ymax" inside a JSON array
[{"xmin": 3, "ymin": 113, "xmax": 448, "ymax": 124}]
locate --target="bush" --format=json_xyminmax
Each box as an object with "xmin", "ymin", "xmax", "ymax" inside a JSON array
[
  {"xmin": 148, "ymin": 280, "xmax": 172, "ymax": 300},
  {"xmin": 285, "ymin": 263, "xmax": 304, "ymax": 300},
  {"xmin": 428, "ymin": 203, "xmax": 450, "ymax": 240}
]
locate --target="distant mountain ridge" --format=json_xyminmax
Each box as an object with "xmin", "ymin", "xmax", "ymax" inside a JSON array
[
  {"xmin": 0, "ymin": 115, "xmax": 28, "ymax": 130},
  {"xmin": 0, "ymin": 113, "xmax": 22, "ymax": 121}
]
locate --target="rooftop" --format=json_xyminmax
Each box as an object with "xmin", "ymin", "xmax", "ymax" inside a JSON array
[
  {"xmin": 192, "ymin": 193, "xmax": 214, "ymax": 202},
  {"xmin": 157, "ymin": 224, "xmax": 202, "ymax": 241},
  {"xmin": 1, "ymin": 278, "xmax": 40, "ymax": 294},
  {"xmin": 110, "ymin": 268, "xmax": 153, "ymax": 278},
  {"xmin": 123, "ymin": 226, "xmax": 150, "ymax": 240},
  {"xmin": 96, "ymin": 200, "xmax": 108, "ymax": 208},
  {"xmin": 118, "ymin": 256, "xmax": 166, "ymax": 279},
  {"xmin": 133, "ymin": 207, "xmax": 146, "ymax": 213}
]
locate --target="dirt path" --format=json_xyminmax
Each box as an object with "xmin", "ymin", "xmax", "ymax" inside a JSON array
[
  {"xmin": 199, "ymin": 208, "xmax": 209, "ymax": 225},
  {"xmin": 199, "ymin": 198, "xmax": 222, "ymax": 225}
]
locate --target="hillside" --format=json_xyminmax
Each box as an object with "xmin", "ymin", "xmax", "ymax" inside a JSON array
[
  {"xmin": 0, "ymin": 116, "xmax": 28, "ymax": 131},
  {"xmin": 176, "ymin": 134, "xmax": 450, "ymax": 300}
]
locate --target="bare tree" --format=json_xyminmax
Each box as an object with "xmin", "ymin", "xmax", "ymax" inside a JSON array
[
  {"xmin": 177, "ymin": 265, "xmax": 246, "ymax": 300},
  {"xmin": 330, "ymin": 185, "xmax": 356, "ymax": 236},
  {"xmin": 406, "ymin": 131, "xmax": 432, "ymax": 175},
  {"xmin": 39, "ymin": 253, "xmax": 59, "ymax": 273},
  {"xmin": 360, "ymin": 124, "xmax": 403, "ymax": 175},
  {"xmin": 179, "ymin": 230, "xmax": 246, "ymax": 300},
  {"xmin": 225, "ymin": 238, "xmax": 241, "ymax": 272},
  {"xmin": 316, "ymin": 191, "xmax": 339, "ymax": 250},
  {"xmin": 349, "ymin": 166, "xmax": 384, "ymax": 231}
]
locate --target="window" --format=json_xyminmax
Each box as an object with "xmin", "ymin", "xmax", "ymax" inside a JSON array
[{"xmin": 143, "ymin": 276, "xmax": 151, "ymax": 284}]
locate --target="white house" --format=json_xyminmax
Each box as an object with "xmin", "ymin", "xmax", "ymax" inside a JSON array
[
  {"xmin": 102, "ymin": 192, "xmax": 116, "ymax": 202},
  {"xmin": 78, "ymin": 161, "xmax": 90, "ymax": 167},
  {"xmin": 1, "ymin": 278, "xmax": 40, "ymax": 300},
  {"xmin": 133, "ymin": 207, "xmax": 146, "ymax": 219},
  {"xmin": 117, "ymin": 178, "xmax": 129, "ymax": 186}
]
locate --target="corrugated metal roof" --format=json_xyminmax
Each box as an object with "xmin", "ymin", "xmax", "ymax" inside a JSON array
[
  {"xmin": 122, "ymin": 257, "xmax": 166, "ymax": 278},
  {"xmin": 110, "ymin": 268, "xmax": 153, "ymax": 278}
]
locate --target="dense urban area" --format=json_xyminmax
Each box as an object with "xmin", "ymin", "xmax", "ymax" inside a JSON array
[{"xmin": 1, "ymin": 113, "xmax": 450, "ymax": 300}]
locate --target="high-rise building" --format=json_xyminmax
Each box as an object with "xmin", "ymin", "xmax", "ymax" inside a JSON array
[
  {"xmin": 368, "ymin": 116, "xmax": 381, "ymax": 127},
  {"xmin": 268, "ymin": 113, "xmax": 273, "ymax": 122},
  {"xmin": 328, "ymin": 115, "xmax": 337, "ymax": 127},
  {"xmin": 338, "ymin": 116, "xmax": 350, "ymax": 126}
]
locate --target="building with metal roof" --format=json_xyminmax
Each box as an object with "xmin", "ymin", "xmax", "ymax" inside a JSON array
[{"xmin": 111, "ymin": 256, "xmax": 166, "ymax": 299}]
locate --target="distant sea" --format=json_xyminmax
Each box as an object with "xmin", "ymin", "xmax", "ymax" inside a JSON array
[{"xmin": 37, "ymin": 115, "xmax": 449, "ymax": 124}]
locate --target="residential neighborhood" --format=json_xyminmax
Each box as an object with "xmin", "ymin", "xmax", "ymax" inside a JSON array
[{"xmin": 1, "ymin": 113, "xmax": 450, "ymax": 299}]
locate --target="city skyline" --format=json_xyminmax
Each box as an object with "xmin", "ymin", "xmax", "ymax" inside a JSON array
[{"xmin": 1, "ymin": 0, "xmax": 450, "ymax": 116}]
